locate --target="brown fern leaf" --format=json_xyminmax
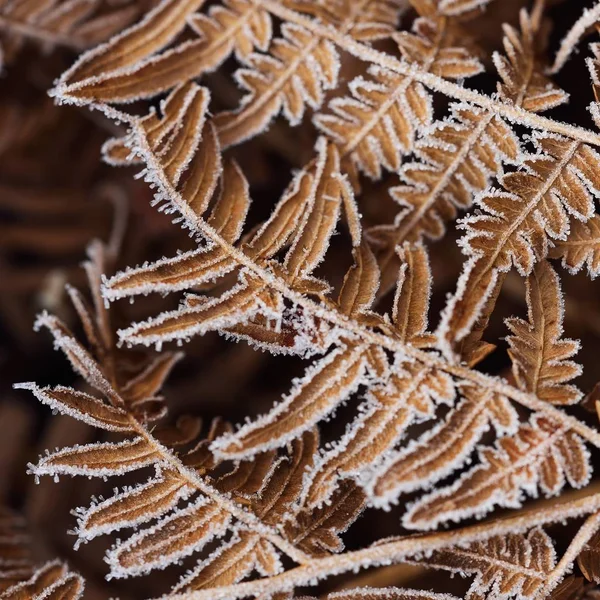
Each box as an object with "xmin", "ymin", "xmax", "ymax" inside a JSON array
[
  {"xmin": 212, "ymin": 343, "xmax": 370, "ymax": 459},
  {"xmin": 578, "ymin": 530, "xmax": 600, "ymax": 585},
  {"xmin": 404, "ymin": 415, "xmax": 591, "ymax": 529},
  {"xmin": 54, "ymin": 0, "xmax": 271, "ymax": 105},
  {"xmin": 438, "ymin": 131, "xmax": 600, "ymax": 360},
  {"xmin": 418, "ymin": 528, "xmax": 556, "ymax": 599},
  {"xmin": 506, "ymin": 260, "xmax": 582, "ymax": 406},
  {"xmin": 305, "ymin": 362, "xmax": 454, "ymax": 508},
  {"xmin": 389, "ymin": 242, "xmax": 435, "ymax": 348},
  {"xmin": 0, "ymin": 0, "xmax": 144, "ymax": 66},
  {"xmin": 366, "ymin": 385, "xmax": 518, "ymax": 506},
  {"xmin": 213, "ymin": 21, "xmax": 339, "ymax": 148},
  {"xmin": 1, "ymin": 560, "xmax": 84, "ymax": 600},
  {"xmin": 367, "ymin": 102, "xmax": 518, "ymax": 272},
  {"xmin": 282, "ymin": 479, "xmax": 365, "ymax": 558},
  {"xmin": 55, "ymin": 0, "xmax": 207, "ymax": 93},
  {"xmin": 314, "ymin": 13, "xmax": 483, "ymax": 181},
  {"xmin": 549, "ymin": 214, "xmax": 600, "ymax": 279}
]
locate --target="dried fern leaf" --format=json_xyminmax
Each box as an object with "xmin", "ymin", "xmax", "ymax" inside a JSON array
[
  {"xmin": 506, "ymin": 260, "xmax": 582, "ymax": 405},
  {"xmin": 368, "ymin": 102, "xmax": 518, "ymax": 270},
  {"xmin": 547, "ymin": 576, "xmax": 590, "ymax": 600},
  {"xmin": 391, "ymin": 242, "xmax": 435, "ymax": 347},
  {"xmin": 173, "ymin": 532, "xmax": 275, "ymax": 592},
  {"xmin": 214, "ymin": 21, "xmax": 339, "ymax": 147},
  {"xmin": 314, "ymin": 14, "xmax": 482, "ymax": 180},
  {"xmin": 404, "ymin": 415, "xmax": 591, "ymax": 529},
  {"xmin": 307, "ymin": 364, "xmax": 454, "ymax": 507},
  {"xmin": 338, "ymin": 239, "xmax": 380, "ymax": 318},
  {"xmin": 105, "ymin": 497, "xmax": 230, "ymax": 578},
  {"xmin": 55, "ymin": 0, "xmax": 271, "ymax": 104},
  {"xmin": 368, "ymin": 386, "xmax": 518, "ymax": 505},
  {"xmin": 31, "ymin": 437, "xmax": 160, "ymax": 478},
  {"xmin": 245, "ymin": 169, "xmax": 315, "ymax": 260},
  {"xmin": 418, "ymin": 528, "xmax": 556, "ymax": 599},
  {"xmin": 57, "ymin": 0, "xmax": 207, "ymax": 90},
  {"xmin": 549, "ymin": 214, "xmax": 600, "ymax": 278},
  {"xmin": 104, "ymin": 246, "xmax": 237, "ymax": 301},
  {"xmin": 578, "ymin": 530, "xmax": 600, "ymax": 584},
  {"xmin": 493, "ymin": 11, "xmax": 569, "ymax": 113},
  {"xmin": 119, "ymin": 279, "xmax": 265, "ymax": 347},
  {"xmin": 1, "ymin": 560, "xmax": 84, "ymax": 600},
  {"xmin": 282, "ymin": 479, "xmax": 365, "ymax": 557},
  {"xmin": 251, "ymin": 431, "xmax": 319, "ymax": 524},
  {"xmin": 14, "ymin": 383, "xmax": 132, "ymax": 432},
  {"xmin": 74, "ymin": 468, "xmax": 189, "ymax": 542},
  {"xmin": 213, "ymin": 344, "xmax": 368, "ymax": 458},
  {"xmin": 284, "ymin": 139, "xmax": 348, "ymax": 279}
]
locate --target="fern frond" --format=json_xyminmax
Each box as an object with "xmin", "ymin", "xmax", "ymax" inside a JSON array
[
  {"xmin": 417, "ymin": 528, "xmax": 556, "ymax": 599},
  {"xmin": 213, "ymin": 21, "xmax": 340, "ymax": 147},
  {"xmin": 438, "ymin": 132, "xmax": 600, "ymax": 360},
  {"xmin": 314, "ymin": 11, "xmax": 483, "ymax": 181},
  {"xmin": 404, "ymin": 414, "xmax": 591, "ymax": 529},
  {"xmin": 366, "ymin": 385, "xmax": 518, "ymax": 506},
  {"xmin": 549, "ymin": 214, "xmax": 600, "ymax": 279}
]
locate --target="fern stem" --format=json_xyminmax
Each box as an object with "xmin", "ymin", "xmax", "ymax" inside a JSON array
[
  {"xmin": 256, "ymin": 0, "xmax": 600, "ymax": 148},
  {"xmin": 164, "ymin": 491, "xmax": 600, "ymax": 600}
]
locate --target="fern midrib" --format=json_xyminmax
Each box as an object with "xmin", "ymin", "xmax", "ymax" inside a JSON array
[
  {"xmin": 163, "ymin": 491, "xmax": 600, "ymax": 600},
  {"xmin": 558, "ymin": 237, "xmax": 600, "ymax": 247},
  {"xmin": 531, "ymin": 267, "xmax": 547, "ymax": 397}
]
